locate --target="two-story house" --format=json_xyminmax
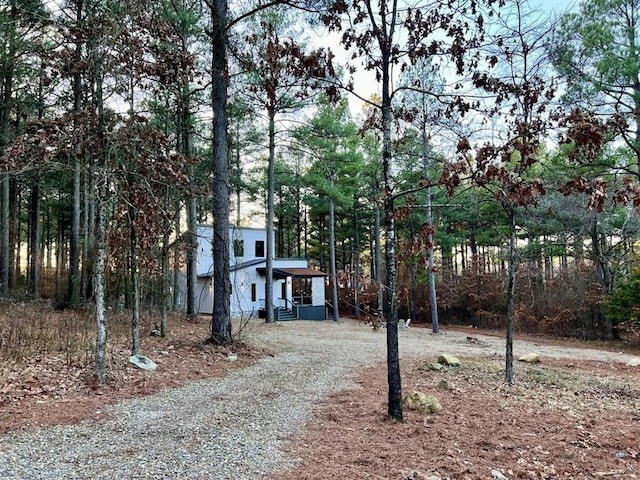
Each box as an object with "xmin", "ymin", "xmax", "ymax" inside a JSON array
[{"xmin": 195, "ymin": 225, "xmax": 328, "ymax": 320}]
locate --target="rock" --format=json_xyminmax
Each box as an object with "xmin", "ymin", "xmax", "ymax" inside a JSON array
[
  {"xmin": 225, "ymin": 354, "xmax": 238, "ymax": 362},
  {"xmin": 428, "ymin": 362, "xmax": 443, "ymax": 371},
  {"xmin": 438, "ymin": 379, "xmax": 455, "ymax": 390},
  {"xmin": 437, "ymin": 354, "xmax": 460, "ymax": 366},
  {"xmin": 491, "ymin": 469, "xmax": 509, "ymax": 480},
  {"xmin": 128, "ymin": 354, "xmax": 157, "ymax": 371},
  {"xmin": 627, "ymin": 357, "xmax": 640, "ymax": 367},
  {"xmin": 518, "ymin": 353, "xmax": 540, "ymax": 363},
  {"xmin": 403, "ymin": 390, "xmax": 442, "ymax": 414}
]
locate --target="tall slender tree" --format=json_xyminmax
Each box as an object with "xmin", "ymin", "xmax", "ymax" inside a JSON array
[
  {"xmin": 206, "ymin": 0, "xmax": 232, "ymax": 343},
  {"xmin": 324, "ymin": 0, "xmax": 491, "ymax": 420},
  {"xmin": 296, "ymin": 98, "xmax": 362, "ymax": 321},
  {"xmin": 447, "ymin": 0, "xmax": 557, "ymax": 383},
  {"xmin": 234, "ymin": 8, "xmax": 333, "ymax": 322}
]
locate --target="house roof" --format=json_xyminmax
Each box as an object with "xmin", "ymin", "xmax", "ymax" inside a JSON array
[
  {"xmin": 256, "ymin": 267, "xmax": 328, "ymax": 279},
  {"xmin": 276, "ymin": 267, "xmax": 328, "ymax": 278}
]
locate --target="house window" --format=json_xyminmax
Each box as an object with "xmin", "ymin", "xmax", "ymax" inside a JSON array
[
  {"xmin": 233, "ymin": 239, "xmax": 244, "ymax": 257},
  {"xmin": 251, "ymin": 283, "xmax": 257, "ymax": 302},
  {"xmin": 255, "ymin": 240, "xmax": 265, "ymax": 257}
]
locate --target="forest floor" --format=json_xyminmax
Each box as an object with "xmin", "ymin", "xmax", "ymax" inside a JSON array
[
  {"xmin": 1, "ymin": 314, "xmax": 640, "ymax": 479},
  {"xmin": 0, "ymin": 314, "xmax": 267, "ymax": 434},
  {"xmin": 274, "ymin": 343, "xmax": 640, "ymax": 479}
]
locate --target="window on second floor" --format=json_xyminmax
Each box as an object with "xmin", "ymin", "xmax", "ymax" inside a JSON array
[
  {"xmin": 233, "ymin": 239, "xmax": 244, "ymax": 257},
  {"xmin": 255, "ymin": 240, "xmax": 265, "ymax": 257}
]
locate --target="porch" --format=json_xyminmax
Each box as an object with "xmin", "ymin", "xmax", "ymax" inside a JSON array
[{"xmin": 256, "ymin": 266, "xmax": 328, "ymax": 321}]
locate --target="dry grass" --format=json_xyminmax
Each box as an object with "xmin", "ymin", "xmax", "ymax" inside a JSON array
[{"xmin": 0, "ymin": 300, "xmax": 162, "ymax": 364}]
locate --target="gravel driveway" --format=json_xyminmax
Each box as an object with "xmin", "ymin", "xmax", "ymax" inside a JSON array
[{"xmin": 0, "ymin": 319, "xmax": 634, "ymax": 479}]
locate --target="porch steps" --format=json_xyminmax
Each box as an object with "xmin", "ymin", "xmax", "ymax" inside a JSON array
[{"xmin": 275, "ymin": 307, "xmax": 296, "ymax": 321}]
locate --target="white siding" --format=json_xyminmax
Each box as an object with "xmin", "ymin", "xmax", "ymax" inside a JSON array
[
  {"xmin": 194, "ymin": 225, "xmax": 326, "ymax": 317},
  {"xmin": 230, "ymin": 264, "xmax": 263, "ymax": 317},
  {"xmin": 197, "ymin": 225, "xmax": 270, "ymax": 276},
  {"xmin": 312, "ymin": 277, "xmax": 325, "ymax": 306},
  {"xmin": 196, "ymin": 225, "xmax": 214, "ymax": 276},
  {"xmin": 230, "ymin": 227, "xmax": 269, "ymax": 265},
  {"xmin": 196, "ymin": 277, "xmax": 213, "ymax": 314}
]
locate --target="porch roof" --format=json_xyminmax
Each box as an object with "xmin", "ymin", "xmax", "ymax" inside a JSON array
[{"xmin": 256, "ymin": 267, "xmax": 328, "ymax": 279}]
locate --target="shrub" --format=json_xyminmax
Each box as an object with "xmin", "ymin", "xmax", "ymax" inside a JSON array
[{"xmin": 605, "ymin": 269, "xmax": 640, "ymax": 328}]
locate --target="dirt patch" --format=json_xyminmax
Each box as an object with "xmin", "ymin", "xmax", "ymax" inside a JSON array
[{"xmin": 273, "ymin": 354, "xmax": 640, "ymax": 480}]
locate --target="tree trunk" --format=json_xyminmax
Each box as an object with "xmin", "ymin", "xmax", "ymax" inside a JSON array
[
  {"xmin": 69, "ymin": 158, "xmax": 81, "ymax": 305},
  {"xmin": 590, "ymin": 215, "xmax": 614, "ymax": 339},
  {"xmin": 409, "ymin": 260, "xmax": 417, "ymax": 325},
  {"xmin": 129, "ymin": 203, "xmax": 140, "ymax": 355},
  {"xmin": 182, "ymin": 77, "xmax": 197, "ymax": 318},
  {"xmin": 81, "ymin": 169, "xmax": 95, "ymax": 301},
  {"xmin": 91, "ymin": 16, "xmax": 109, "ymax": 383},
  {"xmin": 160, "ymin": 219, "xmax": 170, "ymax": 337},
  {"xmin": 374, "ymin": 203, "xmax": 383, "ymax": 314},
  {"xmin": 423, "ymin": 137, "xmax": 439, "ymax": 333},
  {"xmin": 94, "ymin": 184, "xmax": 107, "ymax": 385},
  {"xmin": 173, "ymin": 214, "xmax": 181, "ymax": 310},
  {"xmin": 353, "ymin": 198, "xmax": 361, "ymax": 319},
  {"xmin": 296, "ymin": 186, "xmax": 302, "ymax": 258},
  {"xmin": 9, "ymin": 179, "xmax": 18, "ymax": 289},
  {"xmin": 505, "ymin": 209, "xmax": 517, "ymax": 385},
  {"xmin": 186, "ymin": 195, "xmax": 197, "ymax": 318},
  {"xmin": 0, "ymin": 178, "xmax": 8, "ymax": 296},
  {"xmin": 0, "ymin": 0, "xmax": 16, "ymax": 297},
  {"xmin": 381, "ymin": 45, "xmax": 402, "ymax": 420},
  {"xmin": 209, "ymin": 0, "xmax": 231, "ymax": 343},
  {"xmin": 265, "ymin": 108, "xmax": 276, "ymax": 323},
  {"xmin": 329, "ymin": 192, "xmax": 339, "ymax": 321},
  {"xmin": 29, "ymin": 180, "xmax": 40, "ymax": 297},
  {"xmin": 69, "ymin": 0, "xmax": 84, "ymax": 307}
]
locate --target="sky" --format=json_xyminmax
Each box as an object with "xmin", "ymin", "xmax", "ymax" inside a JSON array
[
  {"xmin": 331, "ymin": 0, "xmax": 580, "ymax": 116},
  {"xmin": 532, "ymin": 0, "xmax": 578, "ymax": 14}
]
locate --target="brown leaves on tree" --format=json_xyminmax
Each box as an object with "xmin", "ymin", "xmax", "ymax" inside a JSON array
[
  {"xmin": 557, "ymin": 109, "xmax": 630, "ymax": 212},
  {"xmin": 107, "ymin": 121, "xmax": 195, "ymax": 272},
  {"xmin": 234, "ymin": 20, "xmax": 336, "ymax": 111}
]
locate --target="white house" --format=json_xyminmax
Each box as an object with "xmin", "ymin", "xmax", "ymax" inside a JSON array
[{"xmin": 195, "ymin": 225, "xmax": 328, "ymax": 320}]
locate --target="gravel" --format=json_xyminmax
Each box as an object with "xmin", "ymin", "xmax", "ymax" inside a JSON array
[
  {"xmin": 0, "ymin": 319, "xmax": 634, "ymax": 479},
  {"xmin": 0, "ymin": 319, "xmax": 386, "ymax": 480}
]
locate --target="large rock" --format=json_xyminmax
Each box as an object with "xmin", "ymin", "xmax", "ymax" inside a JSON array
[
  {"xmin": 403, "ymin": 390, "xmax": 442, "ymax": 414},
  {"xmin": 438, "ymin": 354, "xmax": 460, "ymax": 366},
  {"xmin": 627, "ymin": 357, "xmax": 640, "ymax": 367},
  {"xmin": 518, "ymin": 353, "xmax": 540, "ymax": 363},
  {"xmin": 128, "ymin": 354, "xmax": 157, "ymax": 371}
]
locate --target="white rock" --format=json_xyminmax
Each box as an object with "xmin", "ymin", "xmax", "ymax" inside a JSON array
[
  {"xmin": 626, "ymin": 357, "xmax": 640, "ymax": 367},
  {"xmin": 128, "ymin": 354, "xmax": 157, "ymax": 371},
  {"xmin": 518, "ymin": 353, "xmax": 540, "ymax": 363},
  {"xmin": 491, "ymin": 469, "xmax": 509, "ymax": 480},
  {"xmin": 438, "ymin": 354, "xmax": 460, "ymax": 366}
]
